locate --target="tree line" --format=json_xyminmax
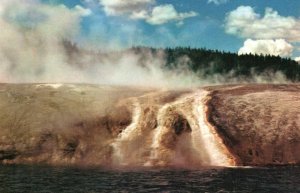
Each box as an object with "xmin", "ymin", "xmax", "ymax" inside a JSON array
[
  {"xmin": 132, "ymin": 46, "xmax": 300, "ymax": 81},
  {"xmin": 64, "ymin": 41, "xmax": 300, "ymax": 81}
]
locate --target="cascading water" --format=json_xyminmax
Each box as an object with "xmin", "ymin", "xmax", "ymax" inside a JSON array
[
  {"xmin": 146, "ymin": 103, "xmax": 172, "ymax": 167},
  {"xmin": 111, "ymin": 89, "xmax": 235, "ymax": 168},
  {"xmin": 193, "ymin": 91, "xmax": 235, "ymax": 166},
  {"xmin": 111, "ymin": 99, "xmax": 142, "ymax": 166}
]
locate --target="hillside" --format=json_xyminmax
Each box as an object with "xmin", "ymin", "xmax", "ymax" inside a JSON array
[{"xmin": 0, "ymin": 84, "xmax": 300, "ymax": 167}]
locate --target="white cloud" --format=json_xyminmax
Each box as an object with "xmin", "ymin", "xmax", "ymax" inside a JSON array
[
  {"xmin": 99, "ymin": 0, "xmax": 154, "ymax": 16},
  {"xmin": 294, "ymin": 57, "xmax": 300, "ymax": 63},
  {"xmin": 208, "ymin": 0, "xmax": 229, "ymax": 5},
  {"xmin": 238, "ymin": 39, "xmax": 294, "ymax": 57},
  {"xmin": 225, "ymin": 6, "xmax": 300, "ymax": 42},
  {"xmin": 74, "ymin": 5, "xmax": 92, "ymax": 16},
  {"xmin": 146, "ymin": 5, "xmax": 198, "ymax": 25},
  {"xmin": 98, "ymin": 0, "xmax": 197, "ymax": 25}
]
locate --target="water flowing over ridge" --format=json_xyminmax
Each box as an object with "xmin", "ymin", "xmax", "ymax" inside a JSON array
[
  {"xmin": 0, "ymin": 84, "xmax": 300, "ymax": 168},
  {"xmin": 109, "ymin": 90, "xmax": 235, "ymax": 168}
]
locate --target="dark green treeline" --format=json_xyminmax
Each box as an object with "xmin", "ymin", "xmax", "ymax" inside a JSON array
[
  {"xmin": 132, "ymin": 47, "xmax": 300, "ymax": 81},
  {"xmin": 64, "ymin": 41, "xmax": 300, "ymax": 81}
]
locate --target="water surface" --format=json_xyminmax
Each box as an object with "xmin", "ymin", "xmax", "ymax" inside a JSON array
[{"xmin": 0, "ymin": 165, "xmax": 299, "ymax": 193}]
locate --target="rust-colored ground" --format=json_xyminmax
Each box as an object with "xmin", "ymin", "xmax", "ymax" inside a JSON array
[
  {"xmin": 0, "ymin": 83, "xmax": 299, "ymax": 167},
  {"xmin": 206, "ymin": 84, "xmax": 300, "ymax": 166}
]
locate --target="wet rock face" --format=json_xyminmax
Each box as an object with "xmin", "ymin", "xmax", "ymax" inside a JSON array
[
  {"xmin": 158, "ymin": 109, "xmax": 192, "ymax": 149},
  {"xmin": 207, "ymin": 84, "xmax": 300, "ymax": 166},
  {"xmin": 0, "ymin": 150, "xmax": 19, "ymax": 161},
  {"xmin": 172, "ymin": 113, "xmax": 192, "ymax": 136},
  {"xmin": 100, "ymin": 104, "xmax": 133, "ymax": 137}
]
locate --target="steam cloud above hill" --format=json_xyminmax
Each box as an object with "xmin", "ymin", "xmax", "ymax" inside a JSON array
[
  {"xmin": 0, "ymin": 0, "xmax": 88, "ymax": 82},
  {"xmin": 0, "ymin": 0, "xmax": 290, "ymax": 87},
  {"xmin": 0, "ymin": 0, "xmax": 193, "ymax": 87}
]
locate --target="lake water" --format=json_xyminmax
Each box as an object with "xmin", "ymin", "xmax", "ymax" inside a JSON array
[{"xmin": 0, "ymin": 165, "xmax": 299, "ymax": 193}]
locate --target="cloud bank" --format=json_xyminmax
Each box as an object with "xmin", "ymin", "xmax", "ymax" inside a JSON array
[
  {"xmin": 238, "ymin": 39, "xmax": 293, "ymax": 57},
  {"xmin": 225, "ymin": 6, "xmax": 300, "ymax": 59},
  {"xmin": 99, "ymin": 0, "xmax": 198, "ymax": 25},
  {"xmin": 225, "ymin": 6, "xmax": 300, "ymax": 42}
]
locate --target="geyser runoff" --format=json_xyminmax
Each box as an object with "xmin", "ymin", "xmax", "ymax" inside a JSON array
[{"xmin": 111, "ymin": 89, "xmax": 235, "ymax": 168}]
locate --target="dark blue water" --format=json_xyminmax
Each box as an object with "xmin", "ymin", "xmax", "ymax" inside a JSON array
[{"xmin": 0, "ymin": 165, "xmax": 299, "ymax": 193}]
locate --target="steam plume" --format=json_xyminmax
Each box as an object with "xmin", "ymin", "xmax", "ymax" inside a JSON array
[{"xmin": 0, "ymin": 0, "xmax": 290, "ymax": 87}]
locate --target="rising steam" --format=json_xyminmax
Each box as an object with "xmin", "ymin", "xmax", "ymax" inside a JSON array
[
  {"xmin": 0, "ymin": 0, "xmax": 290, "ymax": 88},
  {"xmin": 0, "ymin": 0, "xmax": 198, "ymax": 87}
]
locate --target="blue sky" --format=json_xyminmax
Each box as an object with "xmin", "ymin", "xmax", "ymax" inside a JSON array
[{"xmin": 40, "ymin": 0, "xmax": 300, "ymax": 59}]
